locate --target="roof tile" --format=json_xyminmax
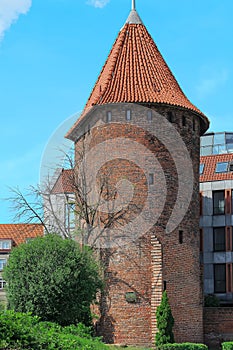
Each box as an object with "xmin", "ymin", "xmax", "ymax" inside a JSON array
[
  {"xmin": 66, "ymin": 20, "xmax": 209, "ymax": 139},
  {"xmin": 0, "ymin": 224, "xmax": 43, "ymax": 245},
  {"xmin": 200, "ymin": 154, "xmax": 233, "ymax": 182}
]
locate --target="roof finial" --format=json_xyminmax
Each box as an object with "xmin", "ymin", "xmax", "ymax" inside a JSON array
[
  {"xmin": 125, "ymin": 0, "xmax": 142, "ymax": 24},
  {"xmin": 132, "ymin": 0, "xmax": 135, "ymax": 10}
]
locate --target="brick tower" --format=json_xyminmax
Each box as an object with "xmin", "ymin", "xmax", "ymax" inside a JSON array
[{"xmin": 66, "ymin": 2, "xmax": 209, "ymax": 346}]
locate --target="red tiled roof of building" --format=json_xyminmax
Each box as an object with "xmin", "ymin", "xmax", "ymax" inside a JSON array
[
  {"xmin": 200, "ymin": 153, "xmax": 233, "ymax": 182},
  {"xmin": 0, "ymin": 224, "xmax": 43, "ymax": 245},
  {"xmin": 52, "ymin": 169, "xmax": 75, "ymax": 194},
  {"xmin": 66, "ymin": 14, "xmax": 209, "ymax": 139}
]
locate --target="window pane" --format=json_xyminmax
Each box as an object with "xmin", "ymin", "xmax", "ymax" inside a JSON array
[
  {"xmin": 149, "ymin": 174, "xmax": 154, "ymax": 185},
  {"xmin": 227, "ymin": 144, "xmax": 233, "ymax": 153},
  {"xmin": 201, "ymin": 146, "xmax": 213, "ymax": 156},
  {"xmin": 201, "ymin": 135, "xmax": 214, "ymax": 147},
  {"xmin": 0, "ymin": 259, "xmax": 7, "ymax": 271},
  {"xmin": 0, "ymin": 278, "xmax": 6, "ymax": 289},
  {"xmin": 200, "ymin": 164, "xmax": 205, "ymax": 175},
  {"xmin": 107, "ymin": 111, "xmax": 112, "ymax": 122},
  {"xmin": 213, "ymin": 191, "xmax": 225, "ymax": 215},
  {"xmin": 214, "ymin": 227, "xmax": 225, "ymax": 251},
  {"xmin": 215, "ymin": 162, "xmax": 228, "ymax": 173},
  {"xmin": 226, "ymin": 133, "xmax": 233, "ymax": 144},
  {"xmin": 214, "ymin": 264, "xmax": 226, "ymax": 293},
  {"xmin": 126, "ymin": 110, "xmax": 131, "ymax": 121},
  {"xmin": 0, "ymin": 240, "xmax": 11, "ymax": 250},
  {"xmin": 147, "ymin": 110, "xmax": 152, "ymax": 121},
  {"xmin": 214, "ymin": 133, "xmax": 225, "ymax": 145}
]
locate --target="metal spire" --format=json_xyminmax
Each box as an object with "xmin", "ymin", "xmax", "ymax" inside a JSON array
[{"xmin": 126, "ymin": 0, "xmax": 142, "ymax": 24}]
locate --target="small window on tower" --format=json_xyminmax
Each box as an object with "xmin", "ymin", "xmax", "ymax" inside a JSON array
[
  {"xmin": 193, "ymin": 119, "xmax": 196, "ymax": 131},
  {"xmin": 107, "ymin": 111, "xmax": 112, "ymax": 123},
  {"xmin": 149, "ymin": 173, "xmax": 154, "ymax": 185},
  {"xmin": 179, "ymin": 230, "xmax": 183, "ymax": 244},
  {"xmin": 147, "ymin": 110, "xmax": 152, "ymax": 122},
  {"xmin": 126, "ymin": 110, "xmax": 131, "ymax": 121},
  {"xmin": 182, "ymin": 115, "xmax": 186, "ymax": 127},
  {"xmin": 167, "ymin": 111, "xmax": 174, "ymax": 123}
]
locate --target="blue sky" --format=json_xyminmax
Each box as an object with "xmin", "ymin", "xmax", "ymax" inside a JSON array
[{"xmin": 0, "ymin": 0, "xmax": 232, "ymax": 223}]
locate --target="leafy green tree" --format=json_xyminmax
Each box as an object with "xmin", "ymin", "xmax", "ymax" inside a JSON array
[
  {"xmin": 3, "ymin": 234, "xmax": 103, "ymax": 326},
  {"xmin": 155, "ymin": 291, "xmax": 175, "ymax": 348}
]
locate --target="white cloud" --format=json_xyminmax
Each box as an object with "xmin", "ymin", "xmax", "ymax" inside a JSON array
[
  {"xmin": 196, "ymin": 68, "xmax": 229, "ymax": 98},
  {"xmin": 86, "ymin": 0, "xmax": 110, "ymax": 9},
  {"xmin": 0, "ymin": 0, "xmax": 32, "ymax": 40}
]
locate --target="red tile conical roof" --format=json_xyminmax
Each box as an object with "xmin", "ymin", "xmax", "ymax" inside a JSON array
[{"xmin": 66, "ymin": 9, "xmax": 209, "ymax": 139}]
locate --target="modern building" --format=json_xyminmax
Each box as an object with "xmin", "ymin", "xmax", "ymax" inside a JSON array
[
  {"xmin": 200, "ymin": 132, "xmax": 233, "ymax": 303},
  {"xmin": 0, "ymin": 224, "xmax": 43, "ymax": 303}
]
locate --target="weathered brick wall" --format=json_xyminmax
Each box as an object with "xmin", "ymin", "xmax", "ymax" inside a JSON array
[
  {"xmin": 75, "ymin": 103, "xmax": 204, "ymax": 345},
  {"xmin": 204, "ymin": 307, "xmax": 233, "ymax": 349}
]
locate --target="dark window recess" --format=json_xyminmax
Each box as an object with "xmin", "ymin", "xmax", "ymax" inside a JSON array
[
  {"xmin": 163, "ymin": 281, "xmax": 167, "ymax": 291},
  {"xmin": 182, "ymin": 116, "xmax": 186, "ymax": 127},
  {"xmin": 147, "ymin": 110, "xmax": 152, "ymax": 121},
  {"xmin": 193, "ymin": 119, "xmax": 195, "ymax": 131},
  {"xmin": 214, "ymin": 264, "xmax": 226, "ymax": 293},
  {"xmin": 179, "ymin": 230, "xmax": 183, "ymax": 244},
  {"xmin": 126, "ymin": 110, "xmax": 131, "ymax": 121},
  {"xmin": 149, "ymin": 173, "xmax": 154, "ymax": 185},
  {"xmin": 213, "ymin": 191, "xmax": 225, "ymax": 215},
  {"xmin": 215, "ymin": 162, "xmax": 228, "ymax": 173},
  {"xmin": 107, "ymin": 111, "xmax": 112, "ymax": 122},
  {"xmin": 167, "ymin": 111, "xmax": 174, "ymax": 123},
  {"xmin": 214, "ymin": 227, "xmax": 226, "ymax": 251}
]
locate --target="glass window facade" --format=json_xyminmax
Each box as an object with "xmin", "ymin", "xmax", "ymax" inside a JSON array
[{"xmin": 201, "ymin": 132, "xmax": 233, "ymax": 156}]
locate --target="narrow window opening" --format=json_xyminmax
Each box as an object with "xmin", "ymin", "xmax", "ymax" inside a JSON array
[
  {"xmin": 107, "ymin": 111, "xmax": 112, "ymax": 123},
  {"xmin": 167, "ymin": 111, "xmax": 174, "ymax": 123},
  {"xmin": 163, "ymin": 281, "xmax": 167, "ymax": 291},
  {"xmin": 179, "ymin": 230, "xmax": 183, "ymax": 244},
  {"xmin": 200, "ymin": 229, "xmax": 203, "ymax": 252},
  {"xmin": 147, "ymin": 110, "xmax": 152, "ymax": 122},
  {"xmin": 182, "ymin": 115, "xmax": 186, "ymax": 127},
  {"xmin": 126, "ymin": 109, "xmax": 131, "ymax": 121},
  {"xmin": 193, "ymin": 119, "xmax": 195, "ymax": 131},
  {"xmin": 149, "ymin": 173, "xmax": 154, "ymax": 185}
]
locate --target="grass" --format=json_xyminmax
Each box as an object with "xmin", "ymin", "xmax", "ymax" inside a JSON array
[{"xmin": 108, "ymin": 346, "xmax": 152, "ymax": 350}]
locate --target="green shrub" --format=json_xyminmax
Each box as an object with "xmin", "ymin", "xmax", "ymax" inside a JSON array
[
  {"xmin": 155, "ymin": 291, "xmax": 175, "ymax": 348},
  {"xmin": 204, "ymin": 294, "xmax": 220, "ymax": 307},
  {"xmin": 222, "ymin": 342, "xmax": 233, "ymax": 350},
  {"xmin": 3, "ymin": 234, "xmax": 103, "ymax": 326},
  {"xmin": 160, "ymin": 343, "xmax": 208, "ymax": 350},
  {"xmin": 0, "ymin": 310, "xmax": 107, "ymax": 350}
]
